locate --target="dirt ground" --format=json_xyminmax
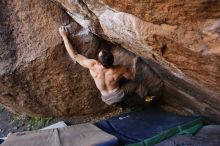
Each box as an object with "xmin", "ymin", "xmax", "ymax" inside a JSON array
[
  {"xmin": 0, "ymin": 93, "xmax": 151, "ymax": 137},
  {"xmin": 0, "ymin": 105, "xmax": 124, "ymax": 137},
  {"xmin": 1, "ymin": 98, "xmax": 214, "ymax": 138}
]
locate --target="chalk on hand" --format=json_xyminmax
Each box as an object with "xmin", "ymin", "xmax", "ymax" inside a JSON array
[{"xmin": 64, "ymin": 24, "xmax": 73, "ymax": 34}]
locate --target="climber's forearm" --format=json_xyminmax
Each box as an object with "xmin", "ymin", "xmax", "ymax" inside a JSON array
[
  {"xmin": 62, "ymin": 36, "xmax": 78, "ymax": 61},
  {"xmin": 131, "ymin": 68, "xmax": 136, "ymax": 80},
  {"xmin": 131, "ymin": 56, "xmax": 138, "ymax": 78},
  {"xmin": 61, "ymin": 35, "xmax": 95, "ymax": 69}
]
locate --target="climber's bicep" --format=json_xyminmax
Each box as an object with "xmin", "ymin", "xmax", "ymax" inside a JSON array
[
  {"xmin": 75, "ymin": 54, "xmax": 96, "ymax": 69},
  {"xmin": 123, "ymin": 70, "xmax": 134, "ymax": 80}
]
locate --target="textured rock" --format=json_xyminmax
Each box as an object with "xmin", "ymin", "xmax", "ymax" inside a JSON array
[
  {"xmin": 0, "ymin": 0, "xmax": 107, "ymax": 116},
  {"xmin": 53, "ymin": 0, "xmax": 220, "ymax": 122},
  {"xmin": 0, "ymin": 0, "xmax": 220, "ymax": 122},
  {"xmin": 0, "ymin": 0, "xmax": 162, "ymax": 117}
]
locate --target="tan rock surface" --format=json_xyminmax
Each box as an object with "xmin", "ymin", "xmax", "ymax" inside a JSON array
[
  {"xmin": 1, "ymin": 0, "xmax": 220, "ymax": 122},
  {"xmin": 0, "ymin": 0, "xmax": 108, "ymax": 116},
  {"xmin": 53, "ymin": 0, "xmax": 220, "ymax": 121},
  {"xmin": 0, "ymin": 0, "xmax": 162, "ymax": 117}
]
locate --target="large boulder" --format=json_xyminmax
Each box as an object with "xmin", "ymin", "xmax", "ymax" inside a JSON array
[
  {"xmin": 0, "ymin": 0, "xmax": 162, "ymax": 117},
  {"xmin": 0, "ymin": 0, "xmax": 220, "ymax": 122},
  {"xmin": 0, "ymin": 0, "xmax": 107, "ymax": 116},
  {"xmin": 52, "ymin": 0, "xmax": 220, "ymax": 121}
]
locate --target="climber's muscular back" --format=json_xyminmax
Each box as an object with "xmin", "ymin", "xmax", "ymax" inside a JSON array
[
  {"xmin": 89, "ymin": 61, "xmax": 134, "ymax": 95},
  {"xmin": 58, "ymin": 26, "xmax": 136, "ymax": 93},
  {"xmin": 59, "ymin": 26, "xmax": 137, "ymax": 94}
]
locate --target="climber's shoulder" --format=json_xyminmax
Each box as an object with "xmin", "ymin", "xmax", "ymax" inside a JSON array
[
  {"xmin": 88, "ymin": 59, "xmax": 99, "ymax": 67},
  {"xmin": 113, "ymin": 65, "xmax": 128, "ymax": 73},
  {"xmin": 88, "ymin": 59, "xmax": 102, "ymax": 69},
  {"xmin": 77, "ymin": 55, "xmax": 98, "ymax": 69}
]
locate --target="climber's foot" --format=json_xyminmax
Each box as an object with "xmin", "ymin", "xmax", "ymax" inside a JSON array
[{"xmin": 145, "ymin": 96, "xmax": 155, "ymax": 102}]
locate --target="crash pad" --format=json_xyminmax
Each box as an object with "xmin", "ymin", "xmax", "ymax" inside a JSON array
[
  {"xmin": 155, "ymin": 125, "xmax": 220, "ymax": 146},
  {"xmin": 95, "ymin": 106, "xmax": 202, "ymax": 146},
  {"xmin": 1, "ymin": 123, "xmax": 118, "ymax": 146}
]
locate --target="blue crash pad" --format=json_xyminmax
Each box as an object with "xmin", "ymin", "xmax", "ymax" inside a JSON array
[
  {"xmin": 95, "ymin": 106, "xmax": 202, "ymax": 146},
  {"xmin": 0, "ymin": 139, "xmax": 4, "ymax": 144}
]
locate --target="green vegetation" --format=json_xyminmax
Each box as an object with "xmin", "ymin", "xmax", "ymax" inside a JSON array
[
  {"xmin": 27, "ymin": 117, "xmax": 52, "ymax": 130},
  {"xmin": 10, "ymin": 114, "xmax": 25, "ymax": 124},
  {"xmin": 10, "ymin": 114, "xmax": 52, "ymax": 130}
]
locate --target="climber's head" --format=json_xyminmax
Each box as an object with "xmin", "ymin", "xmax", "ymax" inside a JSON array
[{"xmin": 98, "ymin": 50, "xmax": 114, "ymax": 68}]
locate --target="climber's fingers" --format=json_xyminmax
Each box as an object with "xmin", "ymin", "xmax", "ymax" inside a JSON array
[
  {"xmin": 58, "ymin": 26, "xmax": 68, "ymax": 37},
  {"xmin": 59, "ymin": 26, "xmax": 63, "ymax": 32},
  {"xmin": 59, "ymin": 26, "xmax": 69, "ymax": 33},
  {"xmin": 64, "ymin": 26, "xmax": 68, "ymax": 33}
]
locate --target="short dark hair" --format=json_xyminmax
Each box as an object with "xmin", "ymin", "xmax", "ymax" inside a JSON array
[{"xmin": 98, "ymin": 50, "xmax": 114, "ymax": 68}]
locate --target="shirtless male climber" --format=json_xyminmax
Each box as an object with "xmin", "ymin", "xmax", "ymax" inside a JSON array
[{"xmin": 59, "ymin": 26, "xmax": 149, "ymax": 105}]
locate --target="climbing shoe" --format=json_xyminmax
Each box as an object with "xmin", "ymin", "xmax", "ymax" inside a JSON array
[{"xmin": 145, "ymin": 96, "xmax": 155, "ymax": 102}]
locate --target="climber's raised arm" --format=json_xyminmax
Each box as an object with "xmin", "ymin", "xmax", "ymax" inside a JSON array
[
  {"xmin": 118, "ymin": 56, "xmax": 138, "ymax": 80},
  {"xmin": 120, "ymin": 66, "xmax": 135, "ymax": 80},
  {"xmin": 59, "ymin": 26, "xmax": 96, "ymax": 69}
]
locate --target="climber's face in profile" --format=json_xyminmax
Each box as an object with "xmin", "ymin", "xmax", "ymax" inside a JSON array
[{"xmin": 98, "ymin": 50, "xmax": 114, "ymax": 68}]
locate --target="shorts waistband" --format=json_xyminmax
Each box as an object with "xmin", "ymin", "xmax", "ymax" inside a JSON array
[{"xmin": 101, "ymin": 87, "xmax": 120, "ymax": 96}]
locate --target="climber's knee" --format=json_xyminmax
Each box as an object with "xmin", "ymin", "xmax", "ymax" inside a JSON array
[{"xmin": 136, "ymin": 83, "xmax": 148, "ymax": 98}]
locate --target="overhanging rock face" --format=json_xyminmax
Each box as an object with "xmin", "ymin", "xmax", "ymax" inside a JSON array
[
  {"xmin": 0, "ymin": 0, "xmax": 107, "ymax": 116},
  {"xmin": 0, "ymin": 0, "xmax": 220, "ymax": 122},
  {"xmin": 53, "ymin": 0, "xmax": 220, "ymax": 121},
  {"xmin": 0, "ymin": 0, "xmax": 161, "ymax": 117}
]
